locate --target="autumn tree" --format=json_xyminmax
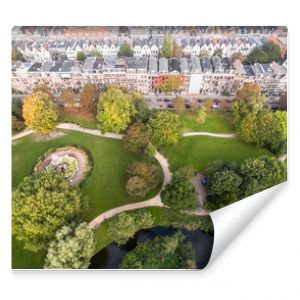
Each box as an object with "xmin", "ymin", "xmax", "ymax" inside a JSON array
[
  {"xmin": 231, "ymin": 52, "xmax": 247, "ymax": 62},
  {"xmin": 32, "ymin": 83, "xmax": 55, "ymax": 102},
  {"xmin": 22, "ymin": 91, "xmax": 57, "ymax": 134},
  {"xmin": 44, "ymin": 222, "xmax": 95, "ymax": 269},
  {"xmin": 248, "ymin": 47, "xmax": 269, "ymax": 63},
  {"xmin": 173, "ymin": 96, "xmax": 185, "ymax": 114},
  {"xmin": 278, "ymin": 93, "xmax": 287, "ymax": 110},
  {"xmin": 12, "ymin": 48, "xmax": 25, "ymax": 61},
  {"xmin": 213, "ymin": 48, "xmax": 223, "ymax": 58},
  {"xmin": 118, "ymin": 41, "xmax": 133, "ymax": 57},
  {"xmin": 12, "ymin": 172, "xmax": 84, "ymax": 252},
  {"xmin": 220, "ymin": 99, "xmax": 228, "ymax": 111},
  {"xmin": 197, "ymin": 107, "xmax": 207, "ymax": 124},
  {"xmin": 190, "ymin": 98, "xmax": 198, "ymax": 111},
  {"xmin": 203, "ymin": 98, "xmax": 213, "ymax": 111},
  {"xmin": 80, "ymin": 84, "xmax": 99, "ymax": 115},
  {"xmin": 147, "ymin": 110, "xmax": 183, "ymax": 147},
  {"xmin": 158, "ymin": 76, "xmax": 183, "ymax": 93},
  {"xmin": 199, "ymin": 50, "xmax": 210, "ymax": 58},
  {"xmin": 161, "ymin": 33, "xmax": 173, "ymax": 59},
  {"xmin": 173, "ymin": 46, "xmax": 183, "ymax": 58},
  {"xmin": 123, "ymin": 122, "xmax": 151, "ymax": 153},
  {"xmin": 235, "ymin": 83, "xmax": 261, "ymax": 102},
  {"xmin": 97, "ymin": 87, "xmax": 135, "ymax": 133},
  {"xmin": 60, "ymin": 88, "xmax": 77, "ymax": 108}
]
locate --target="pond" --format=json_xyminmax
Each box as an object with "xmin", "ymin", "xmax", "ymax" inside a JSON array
[{"xmin": 89, "ymin": 226, "xmax": 214, "ymax": 269}]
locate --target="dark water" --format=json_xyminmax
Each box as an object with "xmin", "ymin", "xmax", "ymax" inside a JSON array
[{"xmin": 89, "ymin": 226, "xmax": 214, "ymax": 269}]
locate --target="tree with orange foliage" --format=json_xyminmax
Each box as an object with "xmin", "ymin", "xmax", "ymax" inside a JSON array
[
  {"xmin": 22, "ymin": 91, "xmax": 57, "ymax": 134},
  {"xmin": 235, "ymin": 83, "xmax": 261, "ymax": 102}
]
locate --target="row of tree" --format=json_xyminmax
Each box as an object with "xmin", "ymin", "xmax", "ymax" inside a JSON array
[
  {"xmin": 232, "ymin": 83, "xmax": 287, "ymax": 155},
  {"xmin": 12, "ymin": 172, "xmax": 95, "ymax": 268},
  {"xmin": 204, "ymin": 156, "xmax": 287, "ymax": 210}
]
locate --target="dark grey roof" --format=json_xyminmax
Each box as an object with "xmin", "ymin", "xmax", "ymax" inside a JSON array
[
  {"xmin": 200, "ymin": 57, "xmax": 212, "ymax": 72},
  {"xmin": 61, "ymin": 61, "xmax": 75, "ymax": 72},
  {"xmin": 211, "ymin": 56, "xmax": 224, "ymax": 73},
  {"xmin": 221, "ymin": 57, "xmax": 234, "ymax": 71},
  {"xmin": 127, "ymin": 57, "xmax": 148, "ymax": 70},
  {"xmin": 243, "ymin": 65, "xmax": 255, "ymax": 76},
  {"xmin": 148, "ymin": 57, "xmax": 158, "ymax": 73},
  {"xmin": 50, "ymin": 61, "xmax": 63, "ymax": 72},
  {"xmin": 28, "ymin": 63, "xmax": 42, "ymax": 72},
  {"xmin": 41, "ymin": 62, "xmax": 53, "ymax": 72},
  {"xmin": 169, "ymin": 58, "xmax": 180, "ymax": 73}
]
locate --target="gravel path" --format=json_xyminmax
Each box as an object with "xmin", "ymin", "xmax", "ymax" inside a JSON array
[{"xmin": 183, "ymin": 132, "xmax": 237, "ymax": 138}]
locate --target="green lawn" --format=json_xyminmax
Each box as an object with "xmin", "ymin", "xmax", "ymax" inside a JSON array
[
  {"xmin": 58, "ymin": 110, "xmax": 97, "ymax": 129},
  {"xmin": 12, "ymin": 130, "xmax": 163, "ymax": 268},
  {"xmin": 179, "ymin": 110, "xmax": 235, "ymax": 133},
  {"xmin": 161, "ymin": 136, "xmax": 272, "ymax": 173}
]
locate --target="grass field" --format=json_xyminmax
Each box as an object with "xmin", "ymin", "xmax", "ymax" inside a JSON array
[
  {"xmin": 58, "ymin": 109, "xmax": 97, "ymax": 129},
  {"xmin": 179, "ymin": 110, "xmax": 235, "ymax": 133},
  {"xmin": 12, "ymin": 130, "xmax": 163, "ymax": 268},
  {"xmin": 161, "ymin": 136, "xmax": 272, "ymax": 173}
]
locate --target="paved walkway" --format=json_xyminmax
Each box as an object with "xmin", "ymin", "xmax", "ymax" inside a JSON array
[{"xmin": 183, "ymin": 132, "xmax": 237, "ymax": 138}]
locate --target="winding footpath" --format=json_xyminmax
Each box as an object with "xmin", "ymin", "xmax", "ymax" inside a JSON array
[{"xmin": 12, "ymin": 123, "xmax": 239, "ymax": 229}]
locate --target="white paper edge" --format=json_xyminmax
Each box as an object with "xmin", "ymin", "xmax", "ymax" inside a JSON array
[{"xmin": 208, "ymin": 181, "xmax": 287, "ymax": 266}]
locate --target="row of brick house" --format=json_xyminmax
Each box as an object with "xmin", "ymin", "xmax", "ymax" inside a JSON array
[
  {"xmin": 12, "ymin": 35, "xmax": 270, "ymax": 64},
  {"xmin": 12, "ymin": 56, "xmax": 287, "ymax": 100}
]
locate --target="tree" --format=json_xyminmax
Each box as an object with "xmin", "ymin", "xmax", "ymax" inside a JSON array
[
  {"xmin": 22, "ymin": 91, "xmax": 57, "ymax": 134},
  {"xmin": 131, "ymin": 92, "xmax": 150, "ymax": 122},
  {"xmin": 173, "ymin": 96, "xmax": 185, "ymax": 114},
  {"xmin": 120, "ymin": 232, "xmax": 196, "ymax": 269},
  {"xmin": 239, "ymin": 107, "xmax": 287, "ymax": 154},
  {"xmin": 231, "ymin": 52, "xmax": 247, "ymax": 62},
  {"xmin": 108, "ymin": 211, "xmax": 154, "ymax": 245},
  {"xmin": 161, "ymin": 175, "xmax": 197, "ymax": 211},
  {"xmin": 123, "ymin": 122, "xmax": 150, "ymax": 153},
  {"xmin": 12, "ymin": 115, "xmax": 25, "ymax": 133},
  {"xmin": 80, "ymin": 84, "xmax": 99, "ymax": 115},
  {"xmin": 44, "ymin": 222, "xmax": 95, "ymax": 269},
  {"xmin": 76, "ymin": 51, "xmax": 86, "ymax": 61},
  {"xmin": 213, "ymin": 48, "xmax": 223, "ymax": 58},
  {"xmin": 175, "ymin": 165, "xmax": 195, "ymax": 179},
  {"xmin": 190, "ymin": 98, "xmax": 198, "ymax": 111},
  {"xmin": 173, "ymin": 46, "xmax": 183, "ymax": 58},
  {"xmin": 32, "ymin": 83, "xmax": 55, "ymax": 102},
  {"xmin": 147, "ymin": 110, "xmax": 183, "ymax": 147},
  {"xmin": 220, "ymin": 99, "xmax": 228, "ymax": 111},
  {"xmin": 203, "ymin": 98, "xmax": 213, "ymax": 111},
  {"xmin": 158, "ymin": 76, "xmax": 183, "ymax": 93},
  {"xmin": 12, "ymin": 48, "xmax": 24, "ymax": 61},
  {"xmin": 97, "ymin": 87, "xmax": 135, "ymax": 133},
  {"xmin": 262, "ymin": 41, "xmax": 282, "ymax": 63},
  {"xmin": 12, "ymin": 172, "xmax": 84, "ymax": 252},
  {"xmin": 12, "ymin": 97, "xmax": 23, "ymax": 119},
  {"xmin": 248, "ymin": 47, "xmax": 269, "ymax": 63},
  {"xmin": 161, "ymin": 33, "xmax": 173, "ymax": 58},
  {"xmin": 278, "ymin": 93, "xmax": 287, "ymax": 110},
  {"xmin": 125, "ymin": 176, "xmax": 149, "ymax": 197},
  {"xmin": 235, "ymin": 83, "xmax": 261, "ymax": 102},
  {"xmin": 118, "ymin": 41, "xmax": 133, "ymax": 57},
  {"xmin": 126, "ymin": 161, "xmax": 161, "ymax": 191},
  {"xmin": 197, "ymin": 107, "xmax": 207, "ymax": 124},
  {"xmin": 90, "ymin": 49, "xmax": 102, "ymax": 57},
  {"xmin": 240, "ymin": 156, "xmax": 287, "ymax": 197},
  {"xmin": 60, "ymin": 88, "xmax": 77, "ymax": 108},
  {"xmin": 232, "ymin": 94, "xmax": 266, "ymax": 126},
  {"xmin": 199, "ymin": 50, "xmax": 210, "ymax": 58},
  {"xmin": 208, "ymin": 169, "xmax": 242, "ymax": 196}
]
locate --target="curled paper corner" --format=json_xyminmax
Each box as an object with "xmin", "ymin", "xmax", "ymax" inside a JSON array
[{"xmin": 207, "ymin": 181, "xmax": 287, "ymax": 267}]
